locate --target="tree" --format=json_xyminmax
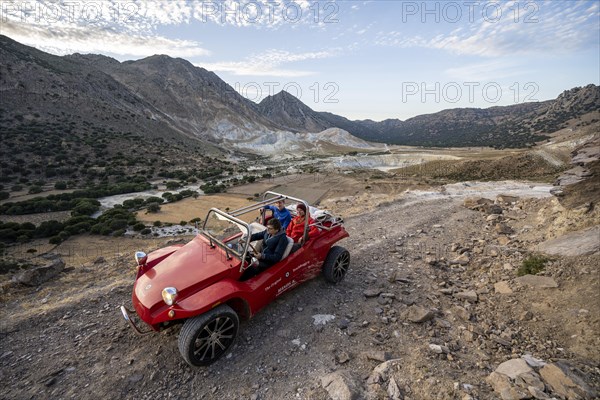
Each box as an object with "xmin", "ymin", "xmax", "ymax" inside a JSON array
[{"xmin": 147, "ymin": 203, "xmax": 161, "ymax": 213}]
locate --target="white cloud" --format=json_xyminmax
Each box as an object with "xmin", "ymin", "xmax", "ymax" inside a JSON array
[
  {"xmin": 375, "ymin": 1, "xmax": 599, "ymax": 57},
  {"xmin": 197, "ymin": 49, "xmax": 335, "ymax": 77},
  {"xmin": 2, "ymin": 21, "xmax": 210, "ymax": 58},
  {"xmin": 0, "ymin": 0, "xmax": 209, "ymax": 58}
]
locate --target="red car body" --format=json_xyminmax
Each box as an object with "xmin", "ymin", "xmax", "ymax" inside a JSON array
[{"xmin": 121, "ymin": 192, "xmax": 350, "ymax": 366}]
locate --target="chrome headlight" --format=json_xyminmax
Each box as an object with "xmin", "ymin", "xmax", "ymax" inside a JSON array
[
  {"xmin": 135, "ymin": 251, "xmax": 147, "ymax": 266},
  {"xmin": 162, "ymin": 287, "xmax": 178, "ymax": 306}
]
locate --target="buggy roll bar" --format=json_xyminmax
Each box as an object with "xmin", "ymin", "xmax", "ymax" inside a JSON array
[{"xmin": 230, "ymin": 191, "xmax": 311, "ymax": 245}]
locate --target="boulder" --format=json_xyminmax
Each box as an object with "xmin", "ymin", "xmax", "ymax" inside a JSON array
[
  {"xmin": 494, "ymin": 281, "xmax": 514, "ymax": 294},
  {"xmin": 486, "ymin": 371, "xmax": 530, "ymax": 400},
  {"xmin": 495, "ymin": 223, "xmax": 515, "ymax": 235},
  {"xmin": 539, "ymin": 362, "xmax": 597, "ymax": 399},
  {"xmin": 454, "ymin": 290, "xmax": 478, "ymax": 303},
  {"xmin": 450, "ymin": 254, "xmax": 470, "ymax": 266},
  {"xmin": 496, "ymin": 359, "xmax": 533, "ymax": 380},
  {"xmin": 484, "ymin": 204, "xmax": 504, "ymax": 215},
  {"xmin": 537, "ymin": 226, "xmax": 600, "ymax": 257},
  {"xmin": 405, "ymin": 305, "xmax": 434, "ymax": 323},
  {"xmin": 321, "ymin": 371, "xmax": 364, "ymax": 400},
  {"xmin": 13, "ymin": 258, "xmax": 65, "ymax": 286}
]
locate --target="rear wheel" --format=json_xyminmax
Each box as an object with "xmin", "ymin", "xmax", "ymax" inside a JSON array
[
  {"xmin": 322, "ymin": 246, "xmax": 350, "ymax": 284},
  {"xmin": 178, "ymin": 305, "xmax": 239, "ymax": 367}
]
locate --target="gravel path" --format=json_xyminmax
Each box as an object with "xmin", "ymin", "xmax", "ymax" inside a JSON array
[{"xmin": 1, "ymin": 191, "xmax": 598, "ymax": 400}]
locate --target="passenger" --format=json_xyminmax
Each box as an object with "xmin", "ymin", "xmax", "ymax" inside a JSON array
[
  {"xmin": 241, "ymin": 218, "xmax": 288, "ymax": 280},
  {"xmin": 286, "ymin": 203, "xmax": 319, "ymax": 244},
  {"xmin": 263, "ymin": 200, "xmax": 291, "ymax": 230}
]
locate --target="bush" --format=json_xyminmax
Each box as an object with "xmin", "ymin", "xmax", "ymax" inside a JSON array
[
  {"xmin": 140, "ymin": 228, "xmax": 151, "ymax": 235},
  {"xmin": 518, "ymin": 255, "xmax": 548, "ymax": 276},
  {"xmin": 54, "ymin": 181, "xmax": 68, "ymax": 190},
  {"xmin": 71, "ymin": 200, "xmax": 100, "ymax": 216},
  {"xmin": 0, "ymin": 191, "xmax": 9, "ymax": 200},
  {"xmin": 49, "ymin": 236, "xmax": 63, "ymax": 244},
  {"xmin": 153, "ymin": 220, "xmax": 162, "ymax": 227},
  {"xmin": 165, "ymin": 181, "xmax": 181, "ymax": 190},
  {"xmin": 133, "ymin": 223, "xmax": 146, "ymax": 231},
  {"xmin": 110, "ymin": 219, "xmax": 128, "ymax": 230},
  {"xmin": 28, "ymin": 185, "xmax": 43, "ymax": 194},
  {"xmin": 36, "ymin": 220, "xmax": 64, "ymax": 237},
  {"xmin": 146, "ymin": 203, "xmax": 161, "ymax": 213},
  {"xmin": 113, "ymin": 229, "xmax": 126, "ymax": 237}
]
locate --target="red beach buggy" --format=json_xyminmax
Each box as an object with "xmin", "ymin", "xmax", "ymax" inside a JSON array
[{"xmin": 120, "ymin": 192, "xmax": 350, "ymax": 366}]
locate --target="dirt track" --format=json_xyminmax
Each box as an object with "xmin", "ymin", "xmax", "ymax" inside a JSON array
[{"xmin": 1, "ymin": 187, "xmax": 599, "ymax": 399}]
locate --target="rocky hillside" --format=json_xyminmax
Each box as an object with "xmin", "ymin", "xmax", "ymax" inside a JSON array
[
  {"xmin": 257, "ymin": 91, "xmax": 332, "ymax": 133},
  {"xmin": 2, "ymin": 34, "xmax": 598, "ymax": 155},
  {"xmin": 68, "ymin": 53, "xmax": 283, "ymax": 141},
  {"xmin": 266, "ymin": 87, "xmax": 599, "ymax": 149}
]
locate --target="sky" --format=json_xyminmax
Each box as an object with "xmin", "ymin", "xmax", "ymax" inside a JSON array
[{"xmin": 1, "ymin": 0, "xmax": 599, "ymax": 121}]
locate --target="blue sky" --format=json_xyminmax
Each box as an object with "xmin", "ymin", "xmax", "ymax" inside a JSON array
[{"xmin": 2, "ymin": 0, "xmax": 599, "ymax": 120}]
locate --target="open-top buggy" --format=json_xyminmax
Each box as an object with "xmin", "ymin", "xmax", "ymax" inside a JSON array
[{"xmin": 120, "ymin": 191, "xmax": 350, "ymax": 367}]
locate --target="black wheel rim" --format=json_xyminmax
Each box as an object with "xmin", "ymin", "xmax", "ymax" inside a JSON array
[
  {"xmin": 192, "ymin": 316, "xmax": 236, "ymax": 363},
  {"xmin": 333, "ymin": 251, "xmax": 349, "ymax": 281}
]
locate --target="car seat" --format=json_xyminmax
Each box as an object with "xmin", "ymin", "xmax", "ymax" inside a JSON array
[{"xmin": 281, "ymin": 236, "xmax": 294, "ymax": 260}]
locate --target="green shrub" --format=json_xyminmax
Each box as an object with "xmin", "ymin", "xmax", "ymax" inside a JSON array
[
  {"xmin": 153, "ymin": 220, "xmax": 162, "ymax": 227},
  {"xmin": 28, "ymin": 185, "xmax": 43, "ymax": 194},
  {"xmin": 0, "ymin": 191, "xmax": 9, "ymax": 200},
  {"xmin": 113, "ymin": 229, "xmax": 126, "ymax": 237},
  {"xmin": 49, "ymin": 236, "xmax": 63, "ymax": 244},
  {"xmin": 146, "ymin": 203, "xmax": 161, "ymax": 213},
  {"xmin": 54, "ymin": 181, "xmax": 67, "ymax": 190},
  {"xmin": 110, "ymin": 219, "xmax": 128, "ymax": 230},
  {"xmin": 140, "ymin": 228, "xmax": 151, "ymax": 235},
  {"xmin": 133, "ymin": 223, "xmax": 145, "ymax": 231},
  {"xmin": 518, "ymin": 254, "xmax": 548, "ymax": 276}
]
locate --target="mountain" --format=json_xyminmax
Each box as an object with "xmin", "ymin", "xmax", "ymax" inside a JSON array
[
  {"xmin": 257, "ymin": 91, "xmax": 331, "ymax": 133},
  {"xmin": 1, "ymin": 34, "xmax": 598, "ymax": 156},
  {"xmin": 68, "ymin": 53, "xmax": 283, "ymax": 142},
  {"xmin": 255, "ymin": 86, "xmax": 599, "ymax": 149}
]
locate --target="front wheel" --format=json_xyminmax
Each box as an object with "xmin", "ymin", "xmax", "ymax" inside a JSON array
[
  {"xmin": 322, "ymin": 246, "xmax": 350, "ymax": 284},
  {"xmin": 178, "ymin": 305, "xmax": 239, "ymax": 367}
]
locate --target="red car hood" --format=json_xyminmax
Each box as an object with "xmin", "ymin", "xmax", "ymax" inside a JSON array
[{"xmin": 134, "ymin": 235, "xmax": 237, "ymax": 311}]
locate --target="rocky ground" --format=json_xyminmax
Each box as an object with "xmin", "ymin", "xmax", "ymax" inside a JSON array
[{"xmin": 0, "ymin": 180, "xmax": 598, "ymax": 400}]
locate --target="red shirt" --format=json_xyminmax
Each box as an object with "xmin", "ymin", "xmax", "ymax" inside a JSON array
[{"xmin": 286, "ymin": 216, "xmax": 319, "ymax": 243}]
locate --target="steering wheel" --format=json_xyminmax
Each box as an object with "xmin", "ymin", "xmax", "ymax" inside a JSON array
[
  {"xmin": 248, "ymin": 242, "xmax": 258, "ymax": 255},
  {"xmin": 238, "ymin": 236, "xmax": 258, "ymax": 255}
]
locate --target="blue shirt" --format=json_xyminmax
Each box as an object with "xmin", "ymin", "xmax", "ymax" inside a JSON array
[{"xmin": 264, "ymin": 205, "xmax": 291, "ymax": 229}]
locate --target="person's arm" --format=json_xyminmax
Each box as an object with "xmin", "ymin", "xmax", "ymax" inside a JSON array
[
  {"xmin": 262, "ymin": 234, "xmax": 288, "ymax": 263},
  {"xmin": 280, "ymin": 210, "xmax": 292, "ymax": 229},
  {"xmin": 250, "ymin": 231, "xmax": 265, "ymax": 242},
  {"xmin": 286, "ymin": 218, "xmax": 295, "ymax": 237}
]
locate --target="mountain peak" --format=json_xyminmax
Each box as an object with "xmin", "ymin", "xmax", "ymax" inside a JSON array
[{"xmin": 261, "ymin": 90, "xmax": 304, "ymax": 105}]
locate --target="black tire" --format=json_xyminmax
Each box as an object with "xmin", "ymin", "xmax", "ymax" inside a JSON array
[
  {"xmin": 178, "ymin": 305, "xmax": 239, "ymax": 367},
  {"xmin": 322, "ymin": 246, "xmax": 350, "ymax": 284}
]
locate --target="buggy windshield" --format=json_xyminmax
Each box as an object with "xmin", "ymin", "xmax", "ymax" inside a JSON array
[{"xmin": 201, "ymin": 209, "xmax": 251, "ymax": 260}]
